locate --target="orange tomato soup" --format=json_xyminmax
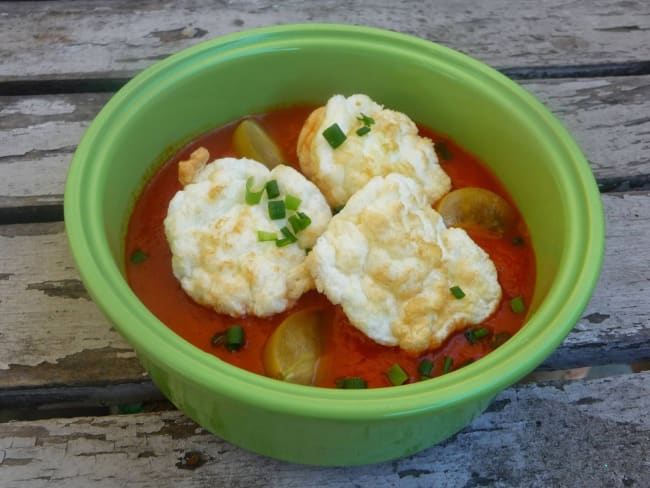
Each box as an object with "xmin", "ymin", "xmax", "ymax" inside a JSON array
[{"xmin": 125, "ymin": 105, "xmax": 536, "ymax": 388}]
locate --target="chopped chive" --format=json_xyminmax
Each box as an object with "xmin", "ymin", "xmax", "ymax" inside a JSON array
[
  {"xmin": 245, "ymin": 176, "xmax": 265, "ymax": 205},
  {"xmin": 225, "ymin": 325, "xmax": 245, "ymax": 351},
  {"xmin": 386, "ymin": 363, "xmax": 409, "ymax": 386},
  {"xmin": 211, "ymin": 325, "xmax": 245, "ymax": 351},
  {"xmin": 464, "ymin": 329, "xmax": 477, "ymax": 345},
  {"xmin": 268, "ymin": 200, "xmax": 286, "ymax": 220},
  {"xmin": 356, "ymin": 126, "xmax": 371, "ymax": 136},
  {"xmin": 305, "ymin": 247, "xmax": 312, "ymax": 255},
  {"xmin": 512, "ymin": 236, "xmax": 525, "ymax": 247},
  {"xmin": 285, "ymin": 194, "xmax": 301, "ymax": 211},
  {"xmin": 450, "ymin": 286, "xmax": 465, "ymax": 299},
  {"xmin": 322, "ymin": 123, "xmax": 347, "ymax": 149},
  {"xmin": 275, "ymin": 238, "xmax": 293, "ymax": 247},
  {"xmin": 332, "ymin": 205, "xmax": 345, "ymax": 215},
  {"xmin": 288, "ymin": 215, "xmax": 302, "ymax": 234},
  {"xmin": 435, "ymin": 141, "xmax": 452, "ymax": 161},
  {"xmin": 297, "ymin": 211, "xmax": 312, "ymax": 229},
  {"xmin": 491, "ymin": 331, "xmax": 512, "ymax": 348},
  {"xmin": 129, "ymin": 249, "xmax": 147, "ymax": 264},
  {"xmin": 257, "ymin": 230, "xmax": 277, "ymax": 242},
  {"xmin": 357, "ymin": 113, "xmax": 375, "ymax": 126},
  {"xmin": 336, "ymin": 377, "xmax": 367, "ymax": 389},
  {"xmin": 473, "ymin": 327, "xmax": 490, "ymax": 340},
  {"xmin": 511, "ymin": 296, "xmax": 526, "ymax": 314},
  {"xmin": 275, "ymin": 226, "xmax": 297, "ymax": 247},
  {"xmin": 289, "ymin": 213, "xmax": 311, "ymax": 233},
  {"xmin": 465, "ymin": 327, "xmax": 491, "ymax": 344},
  {"xmin": 265, "ymin": 179, "xmax": 280, "ymax": 199},
  {"xmin": 280, "ymin": 226, "xmax": 297, "ymax": 241},
  {"xmin": 443, "ymin": 356, "xmax": 453, "ymax": 374},
  {"xmin": 418, "ymin": 358, "xmax": 434, "ymax": 377}
]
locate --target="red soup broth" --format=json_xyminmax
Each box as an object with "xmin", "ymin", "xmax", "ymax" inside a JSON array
[{"xmin": 125, "ymin": 105, "xmax": 536, "ymax": 388}]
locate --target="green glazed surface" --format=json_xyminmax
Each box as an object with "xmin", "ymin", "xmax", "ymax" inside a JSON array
[{"xmin": 64, "ymin": 24, "xmax": 604, "ymax": 465}]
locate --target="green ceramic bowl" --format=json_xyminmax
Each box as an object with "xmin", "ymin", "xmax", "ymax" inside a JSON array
[{"xmin": 64, "ymin": 24, "xmax": 604, "ymax": 466}]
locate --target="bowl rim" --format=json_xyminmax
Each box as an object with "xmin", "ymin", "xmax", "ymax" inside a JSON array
[{"xmin": 64, "ymin": 23, "xmax": 605, "ymax": 419}]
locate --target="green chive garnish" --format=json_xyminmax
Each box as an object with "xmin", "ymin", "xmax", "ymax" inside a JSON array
[
  {"xmin": 356, "ymin": 126, "xmax": 371, "ymax": 136},
  {"xmin": 285, "ymin": 194, "xmax": 301, "ymax": 211},
  {"xmin": 211, "ymin": 325, "xmax": 245, "ymax": 351},
  {"xmin": 512, "ymin": 236, "xmax": 525, "ymax": 247},
  {"xmin": 268, "ymin": 200, "xmax": 286, "ymax": 220},
  {"xmin": 336, "ymin": 377, "xmax": 367, "ymax": 389},
  {"xmin": 418, "ymin": 359, "xmax": 434, "ymax": 378},
  {"xmin": 280, "ymin": 226, "xmax": 297, "ymax": 241},
  {"xmin": 289, "ymin": 213, "xmax": 312, "ymax": 233},
  {"xmin": 357, "ymin": 113, "xmax": 375, "ymax": 126},
  {"xmin": 297, "ymin": 211, "xmax": 311, "ymax": 229},
  {"xmin": 265, "ymin": 179, "xmax": 280, "ymax": 199},
  {"xmin": 474, "ymin": 327, "xmax": 490, "ymax": 340},
  {"xmin": 275, "ymin": 226, "xmax": 297, "ymax": 247},
  {"xmin": 332, "ymin": 205, "xmax": 345, "ymax": 215},
  {"xmin": 257, "ymin": 230, "xmax": 277, "ymax": 242},
  {"xmin": 435, "ymin": 141, "xmax": 452, "ymax": 161},
  {"xmin": 288, "ymin": 215, "xmax": 302, "ymax": 234},
  {"xmin": 323, "ymin": 123, "xmax": 347, "ymax": 149},
  {"xmin": 443, "ymin": 356, "xmax": 453, "ymax": 374},
  {"xmin": 245, "ymin": 176, "xmax": 264, "ymax": 205},
  {"xmin": 450, "ymin": 286, "xmax": 465, "ymax": 299},
  {"xmin": 511, "ymin": 296, "xmax": 525, "ymax": 314},
  {"xmin": 465, "ymin": 327, "xmax": 491, "ymax": 344},
  {"xmin": 225, "ymin": 325, "xmax": 245, "ymax": 351},
  {"xmin": 464, "ymin": 329, "xmax": 477, "ymax": 345},
  {"xmin": 129, "ymin": 249, "xmax": 147, "ymax": 264},
  {"xmin": 386, "ymin": 363, "xmax": 409, "ymax": 386},
  {"xmin": 275, "ymin": 238, "xmax": 293, "ymax": 247}
]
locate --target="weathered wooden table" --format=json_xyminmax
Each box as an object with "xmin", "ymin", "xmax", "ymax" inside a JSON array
[{"xmin": 1, "ymin": 1, "xmax": 649, "ymax": 486}]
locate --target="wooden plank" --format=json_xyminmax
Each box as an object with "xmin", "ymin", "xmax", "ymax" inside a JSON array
[
  {"xmin": 0, "ymin": 191, "xmax": 648, "ymax": 392},
  {"xmin": 524, "ymin": 76, "xmax": 650, "ymax": 182},
  {"xmin": 1, "ymin": 0, "xmax": 650, "ymax": 84},
  {"xmin": 0, "ymin": 371, "xmax": 648, "ymax": 487},
  {"xmin": 0, "ymin": 93, "xmax": 111, "ymax": 216},
  {"xmin": 1, "ymin": 75, "xmax": 650, "ymax": 215},
  {"xmin": 541, "ymin": 194, "xmax": 650, "ymax": 369},
  {"xmin": 0, "ymin": 222, "xmax": 144, "ymax": 384}
]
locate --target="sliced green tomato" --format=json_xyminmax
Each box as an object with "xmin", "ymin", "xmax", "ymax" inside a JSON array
[
  {"xmin": 436, "ymin": 187, "xmax": 516, "ymax": 238},
  {"xmin": 233, "ymin": 119, "xmax": 284, "ymax": 168},
  {"xmin": 262, "ymin": 308, "xmax": 328, "ymax": 385}
]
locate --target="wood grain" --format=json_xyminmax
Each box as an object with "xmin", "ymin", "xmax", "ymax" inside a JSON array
[
  {"xmin": 1, "ymin": 0, "xmax": 649, "ymax": 84},
  {"xmin": 1, "ymin": 75, "xmax": 650, "ymax": 216},
  {"xmin": 0, "ymin": 191, "xmax": 648, "ymax": 392},
  {"xmin": 1, "ymin": 1, "xmax": 648, "ymax": 485},
  {"xmin": 1, "ymin": 371, "xmax": 648, "ymax": 487}
]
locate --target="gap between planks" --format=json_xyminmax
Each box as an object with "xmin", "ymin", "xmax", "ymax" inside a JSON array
[
  {"xmin": 2, "ymin": 61, "xmax": 650, "ymax": 96},
  {"xmin": 0, "ymin": 371, "xmax": 648, "ymax": 487}
]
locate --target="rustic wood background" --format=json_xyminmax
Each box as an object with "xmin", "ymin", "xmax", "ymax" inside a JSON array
[{"xmin": 1, "ymin": 0, "xmax": 649, "ymax": 486}]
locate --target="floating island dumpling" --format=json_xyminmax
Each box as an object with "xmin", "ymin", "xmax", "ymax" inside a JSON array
[
  {"xmin": 164, "ymin": 149, "xmax": 332, "ymax": 317},
  {"xmin": 297, "ymin": 93, "xmax": 451, "ymax": 208},
  {"xmin": 306, "ymin": 173, "xmax": 501, "ymax": 353}
]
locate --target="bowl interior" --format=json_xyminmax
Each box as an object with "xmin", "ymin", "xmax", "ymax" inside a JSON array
[{"xmin": 65, "ymin": 24, "xmax": 604, "ymax": 462}]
